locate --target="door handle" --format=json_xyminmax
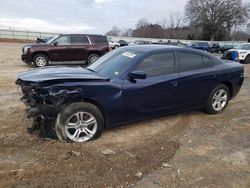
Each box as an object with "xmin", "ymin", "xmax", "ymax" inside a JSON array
[
  {"xmin": 170, "ymin": 81, "xmax": 178, "ymax": 87},
  {"xmin": 210, "ymin": 75, "xmax": 216, "ymax": 79}
]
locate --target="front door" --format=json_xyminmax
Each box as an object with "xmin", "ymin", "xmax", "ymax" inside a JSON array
[
  {"xmin": 122, "ymin": 51, "xmax": 180, "ymax": 121},
  {"xmin": 49, "ymin": 35, "xmax": 75, "ymax": 61}
]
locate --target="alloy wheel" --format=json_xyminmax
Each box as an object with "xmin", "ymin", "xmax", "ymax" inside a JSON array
[
  {"xmin": 65, "ymin": 112, "xmax": 97, "ymax": 142},
  {"xmin": 212, "ymin": 89, "xmax": 228, "ymax": 111},
  {"xmin": 35, "ymin": 56, "xmax": 47, "ymax": 67}
]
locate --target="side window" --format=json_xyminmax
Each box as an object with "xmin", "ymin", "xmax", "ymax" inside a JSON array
[
  {"xmin": 179, "ymin": 52, "xmax": 212, "ymax": 72},
  {"xmin": 93, "ymin": 36, "xmax": 108, "ymax": 45},
  {"xmin": 54, "ymin": 36, "xmax": 70, "ymax": 45},
  {"xmin": 136, "ymin": 52, "xmax": 175, "ymax": 77},
  {"xmin": 70, "ymin": 36, "xmax": 89, "ymax": 45}
]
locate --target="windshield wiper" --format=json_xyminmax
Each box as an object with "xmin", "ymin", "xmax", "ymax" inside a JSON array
[{"xmin": 86, "ymin": 68, "xmax": 96, "ymax": 73}]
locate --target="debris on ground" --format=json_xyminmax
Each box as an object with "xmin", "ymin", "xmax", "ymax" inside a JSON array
[
  {"xmin": 102, "ymin": 149, "xmax": 116, "ymax": 155},
  {"xmin": 135, "ymin": 171, "xmax": 143, "ymax": 179},
  {"xmin": 162, "ymin": 162, "xmax": 171, "ymax": 168},
  {"xmin": 71, "ymin": 150, "xmax": 81, "ymax": 157}
]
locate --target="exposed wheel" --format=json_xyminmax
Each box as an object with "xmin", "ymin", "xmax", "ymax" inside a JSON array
[
  {"xmin": 206, "ymin": 84, "xmax": 230, "ymax": 114},
  {"xmin": 205, "ymin": 84, "xmax": 229, "ymax": 114},
  {"xmin": 114, "ymin": 45, "xmax": 119, "ymax": 49},
  {"xmin": 245, "ymin": 55, "xmax": 250, "ymax": 64},
  {"xmin": 33, "ymin": 54, "xmax": 49, "ymax": 67},
  {"xmin": 87, "ymin": 54, "xmax": 100, "ymax": 65},
  {"xmin": 55, "ymin": 102, "xmax": 104, "ymax": 143}
]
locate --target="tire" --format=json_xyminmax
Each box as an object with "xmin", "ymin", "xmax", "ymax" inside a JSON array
[
  {"xmin": 205, "ymin": 84, "xmax": 230, "ymax": 114},
  {"xmin": 55, "ymin": 102, "xmax": 104, "ymax": 143},
  {"xmin": 245, "ymin": 55, "xmax": 250, "ymax": 64},
  {"xmin": 33, "ymin": 54, "xmax": 49, "ymax": 67},
  {"xmin": 114, "ymin": 45, "xmax": 119, "ymax": 49},
  {"xmin": 87, "ymin": 54, "xmax": 100, "ymax": 65}
]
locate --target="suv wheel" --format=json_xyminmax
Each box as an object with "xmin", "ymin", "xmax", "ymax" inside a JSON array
[
  {"xmin": 33, "ymin": 54, "xmax": 49, "ymax": 67},
  {"xmin": 245, "ymin": 55, "xmax": 250, "ymax": 64},
  {"xmin": 205, "ymin": 84, "xmax": 229, "ymax": 114},
  {"xmin": 55, "ymin": 102, "xmax": 104, "ymax": 143},
  {"xmin": 87, "ymin": 54, "xmax": 100, "ymax": 65}
]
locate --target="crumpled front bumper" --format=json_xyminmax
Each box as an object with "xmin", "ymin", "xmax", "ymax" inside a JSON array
[{"xmin": 25, "ymin": 104, "xmax": 58, "ymax": 118}]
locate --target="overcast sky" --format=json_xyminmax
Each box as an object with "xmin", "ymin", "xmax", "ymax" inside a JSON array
[{"xmin": 0, "ymin": 0, "xmax": 188, "ymax": 34}]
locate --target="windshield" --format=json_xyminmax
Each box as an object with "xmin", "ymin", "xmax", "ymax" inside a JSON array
[
  {"xmin": 46, "ymin": 36, "xmax": 59, "ymax": 44},
  {"xmin": 87, "ymin": 49, "xmax": 144, "ymax": 78},
  {"xmin": 236, "ymin": 44, "xmax": 250, "ymax": 50}
]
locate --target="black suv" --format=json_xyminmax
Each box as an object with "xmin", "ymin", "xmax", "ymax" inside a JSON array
[{"xmin": 21, "ymin": 34, "xmax": 110, "ymax": 67}]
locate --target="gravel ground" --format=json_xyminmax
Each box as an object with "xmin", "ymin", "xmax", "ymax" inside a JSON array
[{"xmin": 0, "ymin": 42, "xmax": 249, "ymax": 188}]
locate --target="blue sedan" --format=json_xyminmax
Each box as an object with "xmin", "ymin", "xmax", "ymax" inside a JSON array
[{"xmin": 16, "ymin": 45, "xmax": 244, "ymax": 142}]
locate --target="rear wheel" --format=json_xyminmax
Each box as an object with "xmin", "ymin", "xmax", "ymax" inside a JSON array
[
  {"xmin": 33, "ymin": 54, "xmax": 49, "ymax": 67},
  {"xmin": 55, "ymin": 102, "xmax": 104, "ymax": 143},
  {"xmin": 205, "ymin": 84, "xmax": 229, "ymax": 114},
  {"xmin": 87, "ymin": 54, "xmax": 100, "ymax": 65}
]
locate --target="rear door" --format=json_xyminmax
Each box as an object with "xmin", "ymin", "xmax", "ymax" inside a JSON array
[
  {"xmin": 69, "ymin": 35, "xmax": 90, "ymax": 61},
  {"xmin": 177, "ymin": 51, "xmax": 217, "ymax": 108}
]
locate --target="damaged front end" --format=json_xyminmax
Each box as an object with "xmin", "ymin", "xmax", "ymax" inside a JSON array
[{"xmin": 16, "ymin": 78, "xmax": 84, "ymax": 137}]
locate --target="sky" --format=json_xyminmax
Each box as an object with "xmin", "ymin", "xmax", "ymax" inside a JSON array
[{"xmin": 0, "ymin": 0, "xmax": 188, "ymax": 34}]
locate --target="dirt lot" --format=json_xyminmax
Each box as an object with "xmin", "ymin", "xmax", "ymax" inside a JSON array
[{"xmin": 0, "ymin": 42, "xmax": 250, "ymax": 188}]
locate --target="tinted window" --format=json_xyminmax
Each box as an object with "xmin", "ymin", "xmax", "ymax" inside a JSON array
[
  {"xmin": 54, "ymin": 36, "xmax": 70, "ymax": 45},
  {"xmin": 179, "ymin": 52, "xmax": 212, "ymax": 72},
  {"xmin": 136, "ymin": 53, "xmax": 175, "ymax": 77},
  {"xmin": 70, "ymin": 35, "xmax": 89, "ymax": 45},
  {"xmin": 93, "ymin": 36, "xmax": 108, "ymax": 45}
]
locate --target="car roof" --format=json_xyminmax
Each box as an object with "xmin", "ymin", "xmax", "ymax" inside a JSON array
[
  {"xmin": 60, "ymin": 34, "xmax": 105, "ymax": 37},
  {"xmin": 122, "ymin": 45, "xmax": 181, "ymax": 52},
  {"xmin": 121, "ymin": 45, "xmax": 217, "ymax": 58}
]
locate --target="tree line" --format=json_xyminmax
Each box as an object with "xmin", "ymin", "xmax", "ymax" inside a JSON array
[{"xmin": 106, "ymin": 0, "xmax": 250, "ymax": 41}]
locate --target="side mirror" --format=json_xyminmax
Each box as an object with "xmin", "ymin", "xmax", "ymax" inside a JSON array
[
  {"xmin": 129, "ymin": 70, "xmax": 147, "ymax": 80},
  {"xmin": 52, "ymin": 41, "xmax": 58, "ymax": 46}
]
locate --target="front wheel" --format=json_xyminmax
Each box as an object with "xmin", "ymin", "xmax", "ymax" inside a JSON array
[
  {"xmin": 87, "ymin": 54, "xmax": 100, "ymax": 65},
  {"xmin": 205, "ymin": 84, "xmax": 229, "ymax": 114},
  {"xmin": 33, "ymin": 54, "xmax": 49, "ymax": 67},
  {"xmin": 245, "ymin": 55, "xmax": 250, "ymax": 64},
  {"xmin": 55, "ymin": 102, "xmax": 104, "ymax": 143}
]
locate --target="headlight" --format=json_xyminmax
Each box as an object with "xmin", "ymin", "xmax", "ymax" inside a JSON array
[
  {"xmin": 23, "ymin": 46, "xmax": 31, "ymax": 54},
  {"xmin": 18, "ymin": 86, "xmax": 24, "ymax": 96}
]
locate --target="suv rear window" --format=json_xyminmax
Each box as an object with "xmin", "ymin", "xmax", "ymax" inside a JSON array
[
  {"xmin": 92, "ymin": 36, "xmax": 108, "ymax": 45},
  {"xmin": 70, "ymin": 35, "xmax": 89, "ymax": 45}
]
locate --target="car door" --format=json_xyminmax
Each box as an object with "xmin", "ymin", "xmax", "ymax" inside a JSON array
[
  {"xmin": 69, "ymin": 35, "xmax": 90, "ymax": 61},
  {"xmin": 49, "ymin": 35, "xmax": 73, "ymax": 61},
  {"xmin": 122, "ymin": 51, "xmax": 180, "ymax": 121},
  {"xmin": 177, "ymin": 51, "xmax": 217, "ymax": 108}
]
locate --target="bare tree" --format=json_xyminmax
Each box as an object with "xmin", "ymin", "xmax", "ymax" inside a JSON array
[
  {"xmin": 105, "ymin": 25, "xmax": 121, "ymax": 36},
  {"xmin": 121, "ymin": 28, "xmax": 133, "ymax": 37},
  {"xmin": 185, "ymin": 0, "xmax": 250, "ymax": 40},
  {"xmin": 136, "ymin": 18, "xmax": 150, "ymax": 29}
]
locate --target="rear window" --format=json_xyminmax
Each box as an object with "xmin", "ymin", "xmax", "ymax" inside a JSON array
[
  {"xmin": 92, "ymin": 36, "xmax": 108, "ymax": 45},
  {"xmin": 179, "ymin": 52, "xmax": 213, "ymax": 72}
]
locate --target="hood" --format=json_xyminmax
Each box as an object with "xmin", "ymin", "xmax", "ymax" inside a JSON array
[
  {"xmin": 17, "ymin": 66, "xmax": 108, "ymax": 82},
  {"xmin": 228, "ymin": 49, "xmax": 249, "ymax": 53},
  {"xmin": 23, "ymin": 43, "xmax": 50, "ymax": 48}
]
